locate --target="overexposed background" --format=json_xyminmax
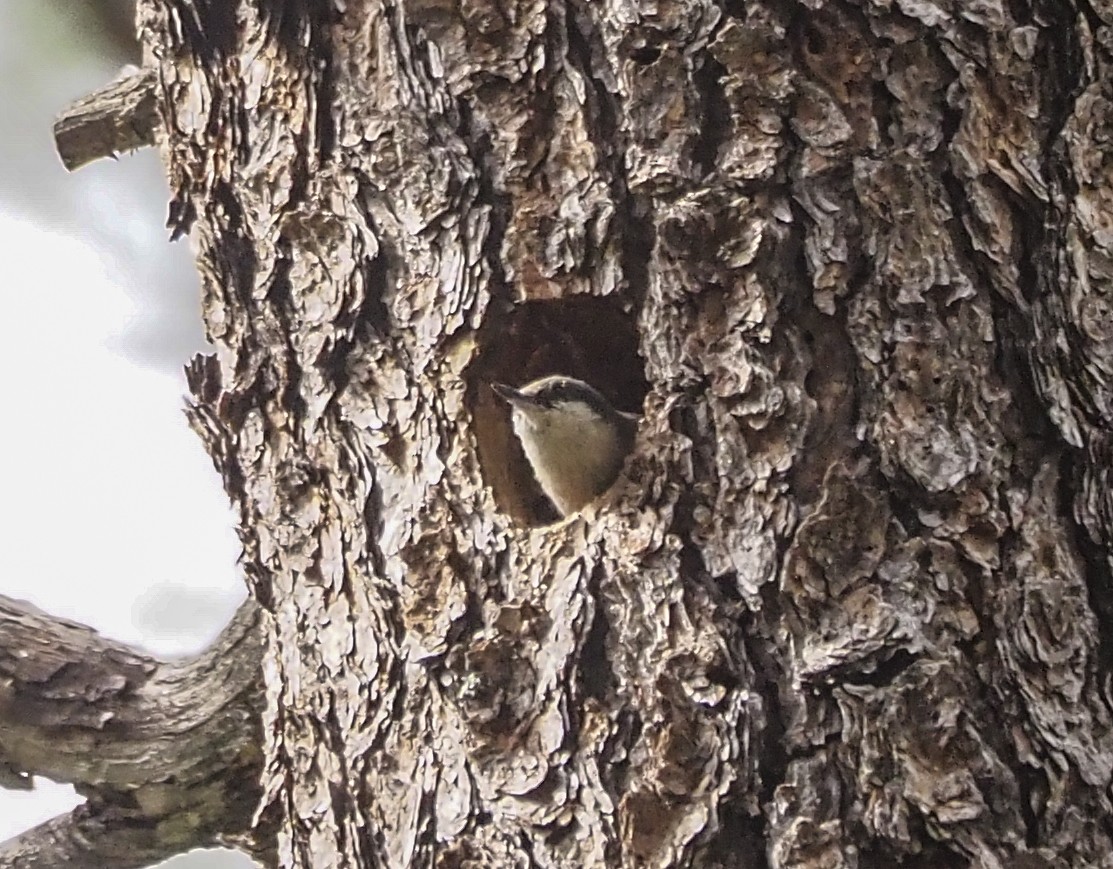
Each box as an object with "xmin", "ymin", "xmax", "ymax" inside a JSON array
[{"xmin": 0, "ymin": 2, "xmax": 250, "ymax": 866}]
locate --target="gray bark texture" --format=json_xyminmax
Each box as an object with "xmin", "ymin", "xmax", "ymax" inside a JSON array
[
  {"xmin": 0, "ymin": 597, "xmax": 265, "ymax": 868},
  {"xmin": 7, "ymin": 0, "xmax": 1113, "ymax": 866}
]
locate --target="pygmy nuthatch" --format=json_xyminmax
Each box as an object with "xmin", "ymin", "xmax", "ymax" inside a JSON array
[{"xmin": 492, "ymin": 375, "xmax": 638, "ymax": 516}]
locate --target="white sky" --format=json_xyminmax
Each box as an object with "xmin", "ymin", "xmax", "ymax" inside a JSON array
[
  {"xmin": 0, "ymin": 5, "xmax": 252, "ymax": 866},
  {"xmin": 0, "ymin": 212, "xmax": 243, "ymax": 656}
]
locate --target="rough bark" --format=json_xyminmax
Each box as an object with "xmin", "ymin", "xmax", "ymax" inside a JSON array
[
  {"xmin": 140, "ymin": 0, "xmax": 1113, "ymax": 865},
  {"xmin": 54, "ymin": 67, "xmax": 159, "ymax": 171},
  {"xmin": 0, "ymin": 597, "xmax": 266, "ymax": 868},
  {"xmin": 6, "ymin": 0, "xmax": 1113, "ymax": 867}
]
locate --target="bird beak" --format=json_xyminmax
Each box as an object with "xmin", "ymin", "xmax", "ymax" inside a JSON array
[{"xmin": 491, "ymin": 382, "xmax": 532, "ymax": 407}]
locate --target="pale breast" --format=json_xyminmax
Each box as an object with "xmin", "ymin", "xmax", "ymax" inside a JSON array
[{"xmin": 513, "ymin": 405, "xmax": 628, "ymax": 516}]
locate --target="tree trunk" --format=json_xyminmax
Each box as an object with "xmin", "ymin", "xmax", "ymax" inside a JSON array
[{"xmin": 6, "ymin": 0, "xmax": 1113, "ymax": 867}]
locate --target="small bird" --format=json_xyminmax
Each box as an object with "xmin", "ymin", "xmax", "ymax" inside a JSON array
[{"xmin": 491, "ymin": 375, "xmax": 638, "ymax": 516}]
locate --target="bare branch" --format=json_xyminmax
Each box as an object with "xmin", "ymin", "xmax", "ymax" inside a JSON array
[
  {"xmin": 0, "ymin": 596, "xmax": 267, "ymax": 868},
  {"xmin": 53, "ymin": 67, "xmax": 159, "ymax": 172},
  {"xmin": 0, "ymin": 805, "xmax": 198, "ymax": 869}
]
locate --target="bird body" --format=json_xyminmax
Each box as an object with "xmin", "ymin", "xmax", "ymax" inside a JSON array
[{"xmin": 492, "ymin": 376, "xmax": 637, "ymax": 516}]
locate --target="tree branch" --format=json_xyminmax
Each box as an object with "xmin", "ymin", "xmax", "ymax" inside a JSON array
[
  {"xmin": 53, "ymin": 67, "xmax": 159, "ymax": 172},
  {"xmin": 0, "ymin": 595, "xmax": 267, "ymax": 868},
  {"xmin": 0, "ymin": 805, "xmax": 204, "ymax": 869}
]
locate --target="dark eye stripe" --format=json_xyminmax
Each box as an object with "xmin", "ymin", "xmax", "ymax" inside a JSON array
[{"xmin": 531, "ymin": 378, "xmax": 615, "ymax": 417}]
